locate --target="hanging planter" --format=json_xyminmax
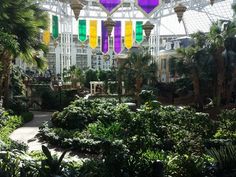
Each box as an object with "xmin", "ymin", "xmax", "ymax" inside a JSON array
[
  {"xmin": 174, "ymin": 3, "xmax": 187, "ymax": 23},
  {"xmin": 54, "ymin": 40, "xmax": 59, "ymax": 48},
  {"xmin": 104, "ymin": 17, "xmax": 116, "ymax": 37},
  {"xmin": 143, "ymin": 21, "xmax": 154, "ymax": 40},
  {"xmin": 70, "ymin": 0, "xmax": 84, "ymax": 20},
  {"xmin": 210, "ymin": 0, "xmax": 214, "ymax": 6}
]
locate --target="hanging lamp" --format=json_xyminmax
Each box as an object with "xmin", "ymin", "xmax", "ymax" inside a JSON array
[
  {"xmin": 142, "ymin": 21, "xmax": 154, "ymax": 40},
  {"xmin": 54, "ymin": 40, "xmax": 59, "ymax": 48},
  {"xmin": 210, "ymin": 0, "xmax": 214, "ymax": 6},
  {"xmin": 70, "ymin": 0, "xmax": 84, "ymax": 20},
  {"xmin": 104, "ymin": 17, "xmax": 116, "ymax": 37},
  {"xmin": 174, "ymin": 3, "xmax": 187, "ymax": 23}
]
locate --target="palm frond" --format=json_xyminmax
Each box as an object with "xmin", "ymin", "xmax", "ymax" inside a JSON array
[{"xmin": 207, "ymin": 145, "xmax": 236, "ymax": 171}]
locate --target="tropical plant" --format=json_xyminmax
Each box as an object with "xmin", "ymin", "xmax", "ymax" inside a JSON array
[
  {"xmin": 207, "ymin": 145, "xmax": 236, "ymax": 176},
  {"xmin": 11, "ymin": 66, "xmax": 27, "ymax": 96},
  {"xmin": 84, "ymin": 69, "xmax": 98, "ymax": 88},
  {"xmin": 121, "ymin": 47, "xmax": 156, "ymax": 105},
  {"xmin": 0, "ymin": 0, "xmax": 49, "ymax": 107},
  {"xmin": 173, "ymin": 32, "xmax": 213, "ymax": 109},
  {"xmin": 39, "ymin": 145, "xmax": 68, "ymax": 177},
  {"xmin": 207, "ymin": 20, "xmax": 236, "ymax": 106}
]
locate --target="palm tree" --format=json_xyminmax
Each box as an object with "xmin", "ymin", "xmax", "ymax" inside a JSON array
[
  {"xmin": 121, "ymin": 47, "xmax": 155, "ymax": 105},
  {"xmin": 0, "ymin": 0, "xmax": 49, "ymax": 107},
  {"xmin": 224, "ymin": 36, "xmax": 236, "ymax": 103},
  {"xmin": 0, "ymin": 31, "xmax": 20, "ymax": 98},
  {"xmin": 207, "ymin": 21, "xmax": 236, "ymax": 106},
  {"xmin": 174, "ymin": 32, "xmax": 213, "ymax": 109}
]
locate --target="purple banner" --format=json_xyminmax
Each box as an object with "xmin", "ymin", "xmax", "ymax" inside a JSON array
[
  {"xmin": 114, "ymin": 21, "xmax": 122, "ymax": 54},
  {"xmin": 99, "ymin": 0, "xmax": 121, "ymax": 13},
  {"xmin": 138, "ymin": 0, "xmax": 159, "ymax": 14},
  {"xmin": 101, "ymin": 21, "xmax": 109, "ymax": 54}
]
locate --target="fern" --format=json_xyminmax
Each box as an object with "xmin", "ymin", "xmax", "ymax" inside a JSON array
[{"xmin": 207, "ymin": 145, "xmax": 236, "ymax": 171}]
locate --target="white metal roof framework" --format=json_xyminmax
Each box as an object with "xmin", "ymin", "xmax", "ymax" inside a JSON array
[
  {"xmin": 38, "ymin": 0, "xmax": 235, "ymax": 35},
  {"xmin": 36, "ymin": 0, "xmax": 235, "ymax": 75}
]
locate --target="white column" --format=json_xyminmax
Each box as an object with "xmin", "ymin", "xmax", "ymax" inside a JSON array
[
  {"xmin": 87, "ymin": 48, "xmax": 92, "ymax": 68},
  {"xmin": 55, "ymin": 46, "xmax": 60, "ymax": 74}
]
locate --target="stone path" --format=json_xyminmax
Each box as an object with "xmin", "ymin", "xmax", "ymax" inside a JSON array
[
  {"xmin": 10, "ymin": 111, "xmax": 51, "ymax": 152},
  {"xmin": 10, "ymin": 111, "xmax": 91, "ymax": 161}
]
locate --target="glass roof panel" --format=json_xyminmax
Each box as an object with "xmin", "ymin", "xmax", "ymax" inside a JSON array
[
  {"xmin": 40, "ymin": 0, "xmax": 235, "ymax": 36},
  {"xmin": 159, "ymin": 0, "xmax": 234, "ymax": 36}
]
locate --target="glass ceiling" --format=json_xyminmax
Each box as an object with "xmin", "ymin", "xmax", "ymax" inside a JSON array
[
  {"xmin": 40, "ymin": 0, "xmax": 235, "ymax": 36},
  {"xmin": 162, "ymin": 0, "xmax": 234, "ymax": 36}
]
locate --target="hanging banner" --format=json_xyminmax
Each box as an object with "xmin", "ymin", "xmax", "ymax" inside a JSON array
[
  {"xmin": 52, "ymin": 15, "xmax": 59, "ymax": 39},
  {"xmin": 114, "ymin": 21, "xmax": 122, "ymax": 54},
  {"xmin": 101, "ymin": 20, "xmax": 109, "ymax": 54},
  {"xmin": 125, "ymin": 21, "xmax": 133, "ymax": 49},
  {"xmin": 43, "ymin": 31, "xmax": 51, "ymax": 45},
  {"xmin": 135, "ymin": 0, "xmax": 162, "ymax": 17},
  {"xmin": 136, "ymin": 21, "xmax": 143, "ymax": 43},
  {"xmin": 98, "ymin": 0, "xmax": 123, "ymax": 15},
  {"xmin": 89, "ymin": 20, "xmax": 98, "ymax": 49},
  {"xmin": 78, "ymin": 20, "xmax": 87, "ymax": 42}
]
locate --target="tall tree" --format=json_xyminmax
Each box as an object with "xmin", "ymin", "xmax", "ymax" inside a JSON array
[
  {"xmin": 121, "ymin": 47, "xmax": 155, "ymax": 105},
  {"xmin": 207, "ymin": 21, "xmax": 236, "ymax": 106},
  {"xmin": 175, "ymin": 32, "xmax": 213, "ymax": 109},
  {"xmin": 0, "ymin": 0, "xmax": 49, "ymax": 107}
]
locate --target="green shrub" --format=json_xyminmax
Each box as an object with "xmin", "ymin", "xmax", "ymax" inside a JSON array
[
  {"xmin": 166, "ymin": 153, "xmax": 214, "ymax": 177},
  {"xmin": 8, "ymin": 98, "xmax": 28, "ymax": 115},
  {"xmin": 214, "ymin": 109, "xmax": 236, "ymax": 140},
  {"xmin": 0, "ymin": 109, "xmax": 24, "ymax": 149},
  {"xmin": 51, "ymin": 98, "xmax": 117, "ymax": 130},
  {"xmin": 207, "ymin": 145, "xmax": 236, "ymax": 174},
  {"xmin": 39, "ymin": 86, "xmax": 77, "ymax": 110},
  {"xmin": 0, "ymin": 146, "xmax": 82, "ymax": 177},
  {"xmin": 21, "ymin": 112, "xmax": 34, "ymax": 123},
  {"xmin": 88, "ymin": 121, "xmax": 122, "ymax": 141},
  {"xmin": 38, "ymin": 98, "xmax": 222, "ymax": 177}
]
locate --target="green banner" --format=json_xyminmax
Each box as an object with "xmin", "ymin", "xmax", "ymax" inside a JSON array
[
  {"xmin": 52, "ymin": 15, "xmax": 59, "ymax": 39},
  {"xmin": 136, "ymin": 21, "xmax": 143, "ymax": 43},
  {"xmin": 79, "ymin": 20, "xmax": 87, "ymax": 42}
]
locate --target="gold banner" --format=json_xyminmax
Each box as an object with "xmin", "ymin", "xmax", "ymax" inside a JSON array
[
  {"xmin": 125, "ymin": 21, "xmax": 133, "ymax": 49},
  {"xmin": 89, "ymin": 20, "xmax": 98, "ymax": 49},
  {"xmin": 42, "ymin": 31, "xmax": 51, "ymax": 45}
]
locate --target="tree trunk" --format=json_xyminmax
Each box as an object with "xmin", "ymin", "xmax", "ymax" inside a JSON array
[
  {"xmin": 191, "ymin": 68, "xmax": 202, "ymax": 110},
  {"xmin": 0, "ymin": 51, "xmax": 7, "ymax": 97},
  {"xmin": 1, "ymin": 52, "xmax": 12, "ymax": 108},
  {"xmin": 225, "ymin": 66, "xmax": 236, "ymax": 104},
  {"xmin": 214, "ymin": 48, "xmax": 225, "ymax": 107},
  {"xmin": 135, "ymin": 77, "xmax": 143, "ymax": 106},
  {"xmin": 117, "ymin": 69, "xmax": 122, "ymax": 103}
]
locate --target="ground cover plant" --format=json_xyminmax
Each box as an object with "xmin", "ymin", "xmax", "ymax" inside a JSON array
[
  {"xmin": 0, "ymin": 108, "xmax": 28, "ymax": 150},
  {"xmin": 0, "ymin": 145, "xmax": 82, "ymax": 177},
  {"xmin": 38, "ymin": 98, "xmax": 236, "ymax": 177}
]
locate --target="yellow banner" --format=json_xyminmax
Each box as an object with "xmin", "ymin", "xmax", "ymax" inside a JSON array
[
  {"xmin": 89, "ymin": 20, "xmax": 98, "ymax": 49},
  {"xmin": 42, "ymin": 30, "xmax": 51, "ymax": 45},
  {"xmin": 125, "ymin": 21, "xmax": 133, "ymax": 49}
]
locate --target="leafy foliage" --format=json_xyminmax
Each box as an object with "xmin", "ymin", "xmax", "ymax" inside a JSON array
[
  {"xmin": 214, "ymin": 109, "xmax": 236, "ymax": 140},
  {"xmin": 207, "ymin": 145, "xmax": 236, "ymax": 176},
  {"xmin": 38, "ymin": 98, "xmax": 225, "ymax": 177}
]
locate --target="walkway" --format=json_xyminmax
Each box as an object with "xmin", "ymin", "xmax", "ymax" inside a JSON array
[
  {"xmin": 10, "ymin": 111, "xmax": 90, "ymax": 161},
  {"xmin": 10, "ymin": 111, "xmax": 52, "ymax": 152}
]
